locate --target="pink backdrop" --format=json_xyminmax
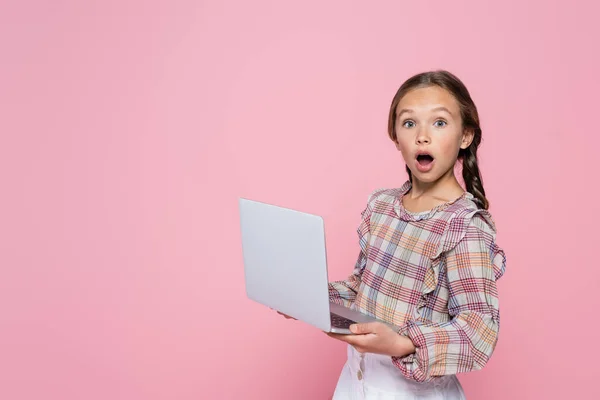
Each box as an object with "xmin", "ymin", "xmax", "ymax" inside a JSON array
[{"xmin": 2, "ymin": 0, "xmax": 599, "ymax": 399}]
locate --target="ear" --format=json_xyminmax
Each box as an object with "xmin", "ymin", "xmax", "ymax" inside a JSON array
[
  {"xmin": 460, "ymin": 128, "xmax": 474, "ymax": 149},
  {"xmin": 394, "ymin": 139, "xmax": 402, "ymax": 151}
]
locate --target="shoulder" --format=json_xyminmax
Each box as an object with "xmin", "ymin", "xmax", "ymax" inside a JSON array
[
  {"xmin": 366, "ymin": 188, "xmax": 402, "ymax": 205},
  {"xmin": 438, "ymin": 199, "xmax": 506, "ymax": 279},
  {"xmin": 443, "ymin": 197, "xmax": 497, "ymax": 235},
  {"xmin": 435, "ymin": 196, "xmax": 500, "ymax": 253},
  {"xmin": 357, "ymin": 188, "xmax": 401, "ymax": 222},
  {"xmin": 364, "ymin": 181, "xmax": 412, "ymax": 208}
]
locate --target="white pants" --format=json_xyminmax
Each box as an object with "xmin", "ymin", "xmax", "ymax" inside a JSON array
[{"xmin": 332, "ymin": 345, "xmax": 466, "ymax": 400}]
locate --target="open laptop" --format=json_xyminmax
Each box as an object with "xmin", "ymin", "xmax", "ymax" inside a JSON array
[{"xmin": 239, "ymin": 198, "xmax": 385, "ymax": 334}]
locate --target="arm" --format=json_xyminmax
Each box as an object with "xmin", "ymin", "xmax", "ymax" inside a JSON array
[
  {"xmin": 328, "ymin": 251, "xmax": 365, "ymax": 307},
  {"xmin": 328, "ymin": 192, "xmax": 376, "ymax": 307},
  {"xmin": 392, "ymin": 214, "xmax": 506, "ymax": 382}
]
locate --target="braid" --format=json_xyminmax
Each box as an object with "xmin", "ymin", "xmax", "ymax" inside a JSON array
[{"xmin": 460, "ymin": 142, "xmax": 488, "ymax": 210}]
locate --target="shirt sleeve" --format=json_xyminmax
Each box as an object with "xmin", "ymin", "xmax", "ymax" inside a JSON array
[
  {"xmin": 328, "ymin": 191, "xmax": 377, "ymax": 307},
  {"xmin": 392, "ymin": 213, "xmax": 506, "ymax": 382}
]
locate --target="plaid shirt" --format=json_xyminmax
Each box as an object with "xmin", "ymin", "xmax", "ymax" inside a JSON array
[{"xmin": 329, "ymin": 181, "xmax": 506, "ymax": 383}]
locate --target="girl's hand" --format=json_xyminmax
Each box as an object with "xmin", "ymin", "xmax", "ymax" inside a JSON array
[
  {"xmin": 327, "ymin": 322, "xmax": 415, "ymax": 357},
  {"xmin": 273, "ymin": 309, "xmax": 296, "ymax": 320}
]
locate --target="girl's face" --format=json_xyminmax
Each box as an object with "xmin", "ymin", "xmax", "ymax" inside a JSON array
[{"xmin": 394, "ymin": 85, "xmax": 473, "ymax": 184}]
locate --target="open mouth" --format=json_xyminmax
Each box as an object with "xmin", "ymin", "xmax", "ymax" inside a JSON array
[{"xmin": 416, "ymin": 153, "xmax": 434, "ymax": 166}]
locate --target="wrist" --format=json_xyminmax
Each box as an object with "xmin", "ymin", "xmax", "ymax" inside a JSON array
[{"xmin": 393, "ymin": 335, "xmax": 416, "ymax": 357}]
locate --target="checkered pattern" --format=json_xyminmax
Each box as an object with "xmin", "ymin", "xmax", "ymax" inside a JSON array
[{"xmin": 329, "ymin": 181, "xmax": 506, "ymax": 383}]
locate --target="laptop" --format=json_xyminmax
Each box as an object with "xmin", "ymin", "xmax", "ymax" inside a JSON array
[{"xmin": 238, "ymin": 197, "xmax": 385, "ymax": 334}]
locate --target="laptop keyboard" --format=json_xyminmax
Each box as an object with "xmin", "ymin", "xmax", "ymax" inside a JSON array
[{"xmin": 330, "ymin": 313, "xmax": 356, "ymax": 329}]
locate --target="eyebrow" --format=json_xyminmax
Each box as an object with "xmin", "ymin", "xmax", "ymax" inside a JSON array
[
  {"xmin": 431, "ymin": 106, "xmax": 453, "ymax": 116},
  {"xmin": 396, "ymin": 106, "xmax": 454, "ymax": 119},
  {"xmin": 396, "ymin": 109, "xmax": 413, "ymax": 119}
]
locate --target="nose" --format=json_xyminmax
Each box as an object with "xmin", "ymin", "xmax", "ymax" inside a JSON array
[{"xmin": 415, "ymin": 128, "xmax": 431, "ymax": 145}]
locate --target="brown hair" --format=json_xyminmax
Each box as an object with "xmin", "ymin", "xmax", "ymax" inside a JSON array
[{"xmin": 387, "ymin": 70, "xmax": 489, "ymax": 209}]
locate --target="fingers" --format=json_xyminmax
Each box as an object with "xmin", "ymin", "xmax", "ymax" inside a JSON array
[
  {"xmin": 327, "ymin": 332, "xmax": 354, "ymax": 343},
  {"xmin": 326, "ymin": 332, "xmax": 350, "ymax": 341},
  {"xmin": 350, "ymin": 322, "xmax": 380, "ymax": 334},
  {"xmin": 327, "ymin": 332, "xmax": 363, "ymax": 346},
  {"xmin": 276, "ymin": 311, "xmax": 296, "ymax": 320},
  {"xmin": 327, "ymin": 323, "xmax": 382, "ymax": 342}
]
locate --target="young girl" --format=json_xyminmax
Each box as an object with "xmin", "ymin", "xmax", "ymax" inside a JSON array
[{"xmin": 327, "ymin": 70, "xmax": 506, "ymax": 399}]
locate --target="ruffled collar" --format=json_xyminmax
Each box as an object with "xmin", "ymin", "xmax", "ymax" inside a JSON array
[{"xmin": 393, "ymin": 180, "xmax": 474, "ymax": 222}]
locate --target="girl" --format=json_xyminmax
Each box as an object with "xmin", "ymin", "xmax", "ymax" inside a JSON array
[{"xmin": 327, "ymin": 70, "xmax": 506, "ymax": 399}]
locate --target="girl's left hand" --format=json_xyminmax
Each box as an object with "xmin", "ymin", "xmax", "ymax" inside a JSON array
[{"xmin": 327, "ymin": 322, "xmax": 416, "ymax": 357}]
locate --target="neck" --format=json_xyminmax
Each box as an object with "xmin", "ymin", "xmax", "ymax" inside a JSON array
[{"xmin": 408, "ymin": 169, "xmax": 464, "ymax": 202}]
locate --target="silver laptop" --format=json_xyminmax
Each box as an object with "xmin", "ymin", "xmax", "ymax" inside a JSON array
[{"xmin": 239, "ymin": 198, "xmax": 384, "ymax": 334}]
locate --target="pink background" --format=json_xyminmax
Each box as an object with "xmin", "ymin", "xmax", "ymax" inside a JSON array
[{"xmin": 1, "ymin": 0, "xmax": 599, "ymax": 399}]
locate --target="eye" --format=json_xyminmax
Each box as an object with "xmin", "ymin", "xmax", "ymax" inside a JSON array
[
  {"xmin": 434, "ymin": 120, "xmax": 447, "ymax": 128},
  {"xmin": 402, "ymin": 120, "xmax": 415, "ymax": 128}
]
